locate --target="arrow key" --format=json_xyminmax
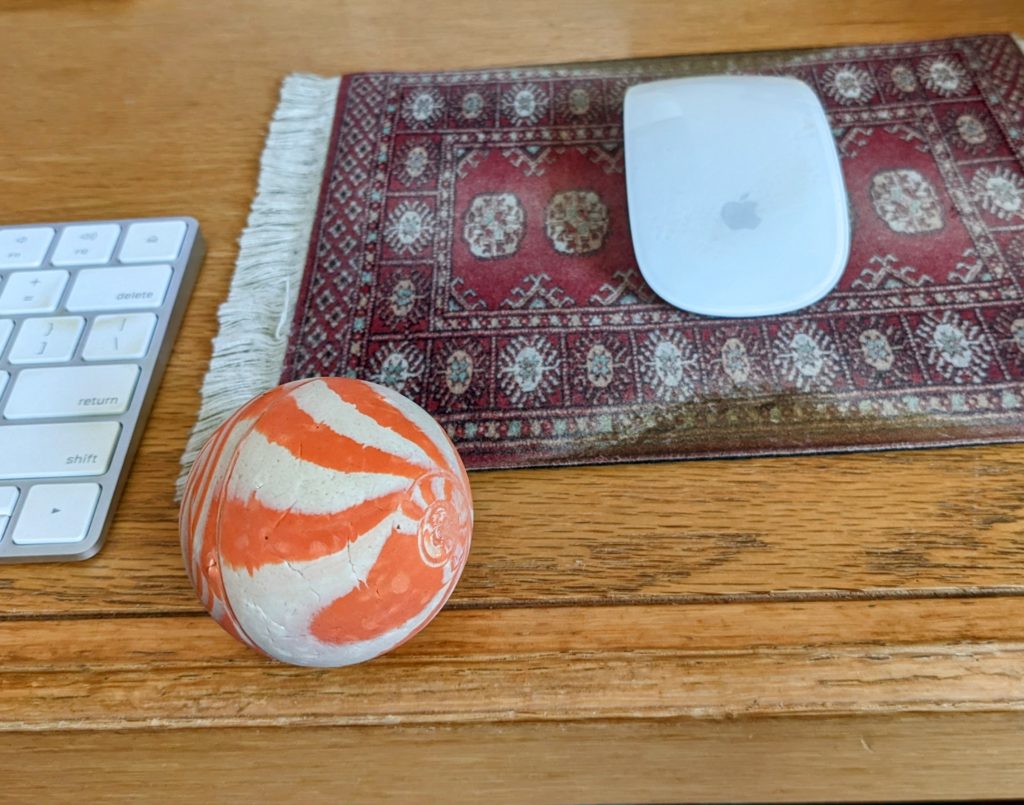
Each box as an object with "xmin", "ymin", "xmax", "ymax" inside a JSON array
[{"xmin": 12, "ymin": 483, "xmax": 100, "ymax": 545}]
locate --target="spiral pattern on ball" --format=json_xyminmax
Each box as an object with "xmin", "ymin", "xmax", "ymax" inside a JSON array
[{"xmin": 180, "ymin": 377, "xmax": 473, "ymax": 666}]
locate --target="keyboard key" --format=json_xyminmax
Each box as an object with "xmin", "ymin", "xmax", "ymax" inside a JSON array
[
  {"xmin": 12, "ymin": 483, "xmax": 100, "ymax": 545},
  {"xmin": 66, "ymin": 264, "xmax": 171, "ymax": 312},
  {"xmin": 0, "ymin": 216, "xmax": 203, "ymax": 562},
  {"xmin": 0, "ymin": 270, "xmax": 69, "ymax": 314},
  {"xmin": 5, "ymin": 365, "xmax": 140, "ymax": 420},
  {"xmin": 0, "ymin": 486, "xmax": 18, "ymax": 542},
  {"xmin": 0, "ymin": 319, "xmax": 11, "ymax": 355},
  {"xmin": 82, "ymin": 314, "xmax": 157, "ymax": 361},
  {"xmin": 0, "ymin": 487, "xmax": 18, "ymax": 515},
  {"xmin": 0, "ymin": 227, "xmax": 54, "ymax": 269},
  {"xmin": 50, "ymin": 224, "xmax": 120, "ymax": 267},
  {"xmin": 7, "ymin": 316, "xmax": 84, "ymax": 364},
  {"xmin": 0, "ymin": 421, "xmax": 120, "ymax": 479},
  {"xmin": 119, "ymin": 220, "xmax": 187, "ymax": 264}
]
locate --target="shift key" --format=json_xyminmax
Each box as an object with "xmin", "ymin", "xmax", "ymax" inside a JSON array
[{"xmin": 0, "ymin": 422, "xmax": 120, "ymax": 479}]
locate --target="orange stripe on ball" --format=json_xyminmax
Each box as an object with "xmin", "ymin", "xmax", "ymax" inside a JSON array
[
  {"xmin": 308, "ymin": 527, "xmax": 443, "ymax": 644},
  {"xmin": 329, "ymin": 380, "xmax": 450, "ymax": 471},
  {"xmin": 217, "ymin": 490, "xmax": 410, "ymax": 570},
  {"xmin": 253, "ymin": 392, "xmax": 429, "ymax": 479}
]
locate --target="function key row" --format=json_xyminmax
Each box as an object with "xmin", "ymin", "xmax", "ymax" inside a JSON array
[{"xmin": 0, "ymin": 220, "xmax": 186, "ymax": 269}]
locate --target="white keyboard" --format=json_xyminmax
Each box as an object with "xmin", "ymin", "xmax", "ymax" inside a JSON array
[{"xmin": 0, "ymin": 217, "xmax": 205, "ymax": 562}]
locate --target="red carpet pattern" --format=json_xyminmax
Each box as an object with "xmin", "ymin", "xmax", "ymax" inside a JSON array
[{"xmin": 282, "ymin": 36, "xmax": 1024, "ymax": 468}]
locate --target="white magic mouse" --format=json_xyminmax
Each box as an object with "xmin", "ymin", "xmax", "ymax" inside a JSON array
[{"xmin": 623, "ymin": 76, "xmax": 850, "ymax": 317}]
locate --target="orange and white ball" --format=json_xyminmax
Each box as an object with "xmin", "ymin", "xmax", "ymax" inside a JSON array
[{"xmin": 179, "ymin": 377, "xmax": 473, "ymax": 667}]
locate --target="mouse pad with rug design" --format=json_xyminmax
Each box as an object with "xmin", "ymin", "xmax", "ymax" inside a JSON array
[{"xmin": 181, "ymin": 34, "xmax": 1024, "ymax": 487}]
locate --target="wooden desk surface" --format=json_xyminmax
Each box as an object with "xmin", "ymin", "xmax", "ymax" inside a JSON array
[{"xmin": 3, "ymin": 1, "xmax": 1024, "ymax": 801}]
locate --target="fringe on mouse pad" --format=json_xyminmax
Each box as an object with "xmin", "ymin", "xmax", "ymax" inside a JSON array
[{"xmin": 176, "ymin": 74, "xmax": 340, "ymax": 499}]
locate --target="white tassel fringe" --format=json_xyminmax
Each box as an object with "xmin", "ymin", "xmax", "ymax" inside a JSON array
[{"xmin": 176, "ymin": 73, "xmax": 340, "ymax": 499}]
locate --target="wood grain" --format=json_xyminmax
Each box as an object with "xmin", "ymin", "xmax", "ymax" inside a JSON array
[
  {"xmin": 2, "ymin": 600, "xmax": 1024, "ymax": 731},
  {"xmin": 6, "ymin": 446, "xmax": 1024, "ymax": 615},
  {"xmin": 2, "ymin": 0, "xmax": 1024, "ymax": 800},
  {"xmin": 5, "ymin": 714, "xmax": 1024, "ymax": 803}
]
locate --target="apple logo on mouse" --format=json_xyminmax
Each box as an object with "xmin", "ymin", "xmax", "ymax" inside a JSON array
[{"xmin": 720, "ymin": 193, "xmax": 761, "ymax": 230}]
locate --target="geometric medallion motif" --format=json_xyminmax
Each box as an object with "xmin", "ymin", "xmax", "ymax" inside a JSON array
[
  {"xmin": 283, "ymin": 36, "xmax": 1024, "ymax": 469},
  {"xmin": 870, "ymin": 169, "xmax": 944, "ymax": 234}
]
